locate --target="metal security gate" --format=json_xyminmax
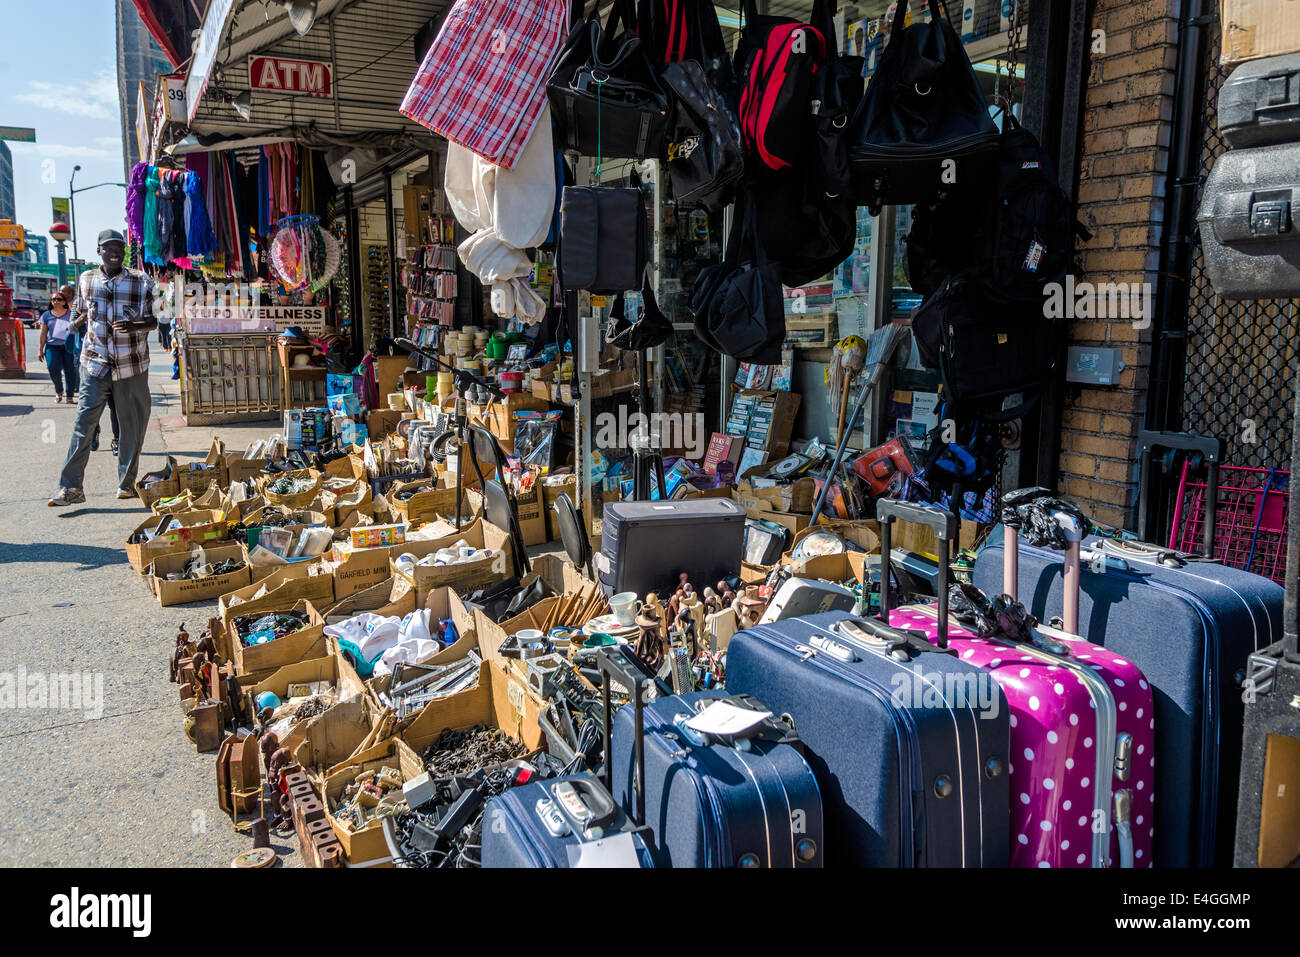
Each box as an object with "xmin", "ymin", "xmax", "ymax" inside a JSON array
[{"xmin": 1180, "ymin": 30, "xmax": 1300, "ymax": 470}]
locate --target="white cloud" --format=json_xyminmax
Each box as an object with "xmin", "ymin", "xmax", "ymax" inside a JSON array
[
  {"xmin": 7, "ymin": 141, "xmax": 116, "ymax": 160},
  {"xmin": 13, "ymin": 69, "xmax": 119, "ymax": 121}
]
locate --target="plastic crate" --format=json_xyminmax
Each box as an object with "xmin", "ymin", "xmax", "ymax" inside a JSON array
[{"xmin": 1169, "ymin": 460, "xmax": 1290, "ymax": 584}]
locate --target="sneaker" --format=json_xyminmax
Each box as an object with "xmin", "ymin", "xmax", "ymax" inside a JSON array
[
  {"xmin": 55, "ymin": 394, "xmax": 64, "ymax": 403},
  {"xmin": 48, "ymin": 488, "xmax": 86, "ymax": 507},
  {"xmin": 90, "ymin": 430, "xmax": 99, "ymax": 452},
  {"xmin": 111, "ymin": 438, "xmax": 119, "ymax": 455},
  {"xmin": 117, "ymin": 488, "xmax": 137, "ymax": 500}
]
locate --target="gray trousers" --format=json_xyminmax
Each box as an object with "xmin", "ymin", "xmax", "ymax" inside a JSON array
[{"xmin": 59, "ymin": 370, "xmax": 152, "ymax": 493}]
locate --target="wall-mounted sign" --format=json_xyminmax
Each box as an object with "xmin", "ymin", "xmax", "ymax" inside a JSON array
[
  {"xmin": 0, "ymin": 126, "xmax": 36, "ymax": 143},
  {"xmin": 185, "ymin": 0, "xmax": 236, "ymax": 125},
  {"xmin": 248, "ymin": 56, "xmax": 333, "ymax": 98},
  {"xmin": 185, "ymin": 304, "xmax": 327, "ymax": 334},
  {"xmin": 164, "ymin": 73, "xmax": 187, "ymax": 123},
  {"xmin": 0, "ymin": 221, "xmax": 26, "ymax": 254}
]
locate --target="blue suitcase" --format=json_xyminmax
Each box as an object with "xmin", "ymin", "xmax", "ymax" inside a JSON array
[
  {"xmin": 611, "ymin": 690, "xmax": 824, "ymax": 868},
  {"xmin": 481, "ymin": 774, "xmax": 656, "ymax": 868},
  {"xmin": 974, "ymin": 522, "xmax": 1284, "ymax": 867},
  {"xmin": 726, "ymin": 610, "xmax": 1011, "ymax": 867}
]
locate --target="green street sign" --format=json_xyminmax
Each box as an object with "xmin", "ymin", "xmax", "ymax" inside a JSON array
[{"xmin": 0, "ymin": 127, "xmax": 37, "ymax": 143}]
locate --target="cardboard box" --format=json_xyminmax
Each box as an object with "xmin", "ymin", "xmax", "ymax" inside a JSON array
[
  {"xmin": 474, "ymin": 393, "xmax": 551, "ymax": 453},
  {"xmin": 291, "ymin": 697, "xmax": 376, "ymax": 780},
  {"xmin": 362, "ymin": 588, "xmax": 480, "ymax": 708},
  {"xmin": 325, "ymin": 533, "xmax": 456, "ymax": 601},
  {"xmin": 148, "ymin": 544, "xmax": 252, "ymax": 606},
  {"xmin": 319, "ymin": 577, "xmax": 410, "ymax": 621},
  {"xmin": 514, "ymin": 483, "xmax": 548, "ymax": 546},
  {"xmin": 399, "ymin": 658, "xmax": 545, "ymax": 755},
  {"xmin": 541, "ymin": 474, "xmax": 579, "ymax": 541},
  {"xmin": 373, "ymin": 355, "xmax": 411, "ymax": 400},
  {"xmin": 322, "ymin": 739, "xmax": 407, "ymax": 866},
  {"xmin": 366, "ymin": 409, "xmax": 403, "ymax": 440},
  {"xmin": 244, "ymin": 545, "xmax": 324, "ymax": 584},
  {"xmin": 389, "ymin": 519, "xmax": 513, "ymax": 604},
  {"xmin": 261, "ymin": 468, "xmax": 323, "ymax": 509},
  {"xmin": 387, "ymin": 480, "xmax": 479, "ymax": 525},
  {"xmin": 218, "ymin": 566, "xmax": 335, "ymax": 630},
  {"xmin": 229, "ymin": 598, "xmax": 329, "ymax": 677},
  {"xmin": 891, "ymin": 516, "xmax": 980, "ymax": 560},
  {"xmin": 124, "ymin": 517, "xmax": 196, "ymax": 575},
  {"xmin": 1222, "ymin": 0, "xmax": 1300, "ymax": 65},
  {"xmin": 135, "ymin": 471, "xmax": 180, "ymax": 508},
  {"xmin": 248, "ymin": 650, "xmax": 368, "ymax": 755},
  {"xmin": 780, "ymin": 519, "xmax": 881, "ymax": 581}
]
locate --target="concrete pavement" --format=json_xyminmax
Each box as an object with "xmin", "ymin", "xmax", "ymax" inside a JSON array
[{"xmin": 0, "ymin": 325, "xmax": 300, "ymax": 867}]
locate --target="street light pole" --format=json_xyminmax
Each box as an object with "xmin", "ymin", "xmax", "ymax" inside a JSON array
[
  {"xmin": 50, "ymin": 221, "xmax": 71, "ymax": 289},
  {"xmin": 69, "ymin": 165, "xmax": 80, "ymax": 261}
]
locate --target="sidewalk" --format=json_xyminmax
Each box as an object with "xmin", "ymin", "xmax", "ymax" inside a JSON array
[{"xmin": 0, "ymin": 327, "xmax": 299, "ymax": 866}]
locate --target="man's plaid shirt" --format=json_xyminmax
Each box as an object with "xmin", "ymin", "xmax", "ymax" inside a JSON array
[{"xmin": 74, "ymin": 266, "xmax": 156, "ymax": 381}]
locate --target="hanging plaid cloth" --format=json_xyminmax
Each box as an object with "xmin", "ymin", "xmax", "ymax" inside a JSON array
[{"xmin": 399, "ymin": 0, "xmax": 570, "ymax": 169}]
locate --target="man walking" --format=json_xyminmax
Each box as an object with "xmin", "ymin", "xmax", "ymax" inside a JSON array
[{"xmin": 48, "ymin": 230, "xmax": 157, "ymax": 506}]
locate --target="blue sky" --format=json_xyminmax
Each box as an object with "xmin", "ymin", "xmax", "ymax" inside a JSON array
[{"xmin": 0, "ymin": 0, "xmax": 130, "ymax": 262}]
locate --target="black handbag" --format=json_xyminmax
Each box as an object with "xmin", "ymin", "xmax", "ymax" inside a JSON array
[
  {"xmin": 660, "ymin": 58, "xmax": 745, "ymax": 211},
  {"xmin": 752, "ymin": 168, "xmax": 857, "ymax": 288},
  {"xmin": 911, "ymin": 275, "xmax": 1059, "ymax": 403},
  {"xmin": 559, "ymin": 184, "xmax": 649, "ymax": 294},
  {"xmin": 549, "ymin": 0, "xmax": 672, "ymax": 160},
  {"xmin": 607, "ymin": 278, "xmax": 674, "ymax": 351},
  {"xmin": 691, "ymin": 197, "xmax": 786, "ymax": 365},
  {"xmin": 849, "ymin": 0, "xmax": 998, "ymax": 211},
  {"xmin": 811, "ymin": 0, "xmax": 866, "ymax": 199}
]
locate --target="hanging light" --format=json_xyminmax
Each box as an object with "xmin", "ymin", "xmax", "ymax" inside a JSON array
[
  {"xmin": 231, "ymin": 90, "xmax": 252, "ymax": 121},
  {"xmin": 284, "ymin": 0, "xmax": 318, "ymax": 36}
]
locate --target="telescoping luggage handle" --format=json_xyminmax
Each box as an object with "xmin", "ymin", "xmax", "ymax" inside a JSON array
[
  {"xmin": 1136, "ymin": 430, "xmax": 1223, "ymax": 559},
  {"xmin": 875, "ymin": 499, "xmax": 955, "ymax": 647},
  {"xmin": 1000, "ymin": 487, "xmax": 1087, "ymax": 635},
  {"xmin": 596, "ymin": 645, "xmax": 653, "ymax": 826}
]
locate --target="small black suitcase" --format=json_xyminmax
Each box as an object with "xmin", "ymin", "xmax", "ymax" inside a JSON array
[
  {"xmin": 1219, "ymin": 52, "xmax": 1300, "ymax": 148},
  {"xmin": 598, "ymin": 498, "xmax": 745, "ymax": 596},
  {"xmin": 1196, "ymin": 144, "xmax": 1300, "ymax": 299}
]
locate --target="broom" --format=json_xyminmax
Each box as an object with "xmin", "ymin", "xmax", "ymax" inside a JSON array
[{"xmin": 809, "ymin": 322, "xmax": 912, "ymax": 527}]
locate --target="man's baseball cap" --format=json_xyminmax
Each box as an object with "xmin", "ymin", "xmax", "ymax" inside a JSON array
[{"xmin": 97, "ymin": 229, "xmax": 126, "ymax": 247}]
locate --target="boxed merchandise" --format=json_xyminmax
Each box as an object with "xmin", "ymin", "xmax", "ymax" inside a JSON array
[
  {"xmin": 263, "ymin": 468, "xmax": 324, "ymax": 509},
  {"xmin": 125, "ymin": 516, "xmax": 198, "ymax": 575},
  {"xmin": 350, "ymin": 524, "xmax": 407, "ymax": 550},
  {"xmin": 387, "ymin": 479, "xmax": 477, "ymax": 525},
  {"xmin": 246, "ymin": 651, "xmax": 368, "ymax": 755},
  {"xmin": 176, "ymin": 439, "xmax": 230, "ymax": 493},
  {"xmin": 291, "ymin": 697, "xmax": 376, "ymax": 781},
  {"xmin": 135, "ymin": 467, "xmax": 180, "ymax": 508},
  {"xmin": 322, "ymin": 738, "xmax": 410, "ymax": 866},
  {"xmin": 319, "ymin": 577, "xmax": 411, "ymax": 621},
  {"xmin": 781, "ymin": 519, "xmax": 881, "ymax": 581},
  {"xmin": 513, "ymin": 481, "xmax": 548, "ymax": 547},
  {"xmin": 398, "ymin": 657, "xmax": 545, "ymax": 757},
  {"xmin": 148, "ymin": 543, "xmax": 251, "ymax": 607}
]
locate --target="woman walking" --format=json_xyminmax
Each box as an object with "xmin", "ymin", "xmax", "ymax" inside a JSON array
[{"xmin": 37, "ymin": 292, "xmax": 79, "ymax": 403}]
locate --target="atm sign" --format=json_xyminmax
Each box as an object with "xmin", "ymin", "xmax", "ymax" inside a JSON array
[{"xmin": 247, "ymin": 56, "xmax": 333, "ymax": 98}]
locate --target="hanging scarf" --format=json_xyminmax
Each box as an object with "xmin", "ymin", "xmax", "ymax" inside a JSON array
[
  {"xmin": 126, "ymin": 162, "xmax": 148, "ymax": 242},
  {"xmin": 143, "ymin": 166, "xmax": 163, "ymax": 265},
  {"xmin": 257, "ymin": 147, "xmax": 271, "ymax": 236},
  {"xmin": 185, "ymin": 170, "xmax": 218, "ymax": 259},
  {"xmin": 157, "ymin": 170, "xmax": 176, "ymax": 263}
]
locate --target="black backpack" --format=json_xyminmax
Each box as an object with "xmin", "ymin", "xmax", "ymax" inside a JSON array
[{"xmin": 906, "ymin": 115, "xmax": 1087, "ymax": 303}]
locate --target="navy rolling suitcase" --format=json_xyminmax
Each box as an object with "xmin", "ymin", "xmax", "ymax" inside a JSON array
[
  {"xmin": 726, "ymin": 610, "xmax": 1011, "ymax": 867},
  {"xmin": 973, "ymin": 434, "xmax": 1285, "ymax": 867},
  {"xmin": 481, "ymin": 774, "xmax": 656, "ymax": 868},
  {"xmin": 611, "ymin": 689, "xmax": 824, "ymax": 868}
]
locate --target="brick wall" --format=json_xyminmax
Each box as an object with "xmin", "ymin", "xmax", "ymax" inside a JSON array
[{"xmin": 1057, "ymin": 0, "xmax": 1180, "ymax": 530}]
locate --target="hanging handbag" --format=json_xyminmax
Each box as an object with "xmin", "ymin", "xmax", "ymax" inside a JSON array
[
  {"xmin": 735, "ymin": 0, "xmax": 830, "ymax": 173},
  {"xmin": 607, "ymin": 278, "xmax": 674, "ymax": 351},
  {"xmin": 638, "ymin": 0, "xmax": 736, "ymax": 92},
  {"xmin": 849, "ymin": 0, "xmax": 998, "ymax": 211},
  {"xmin": 691, "ymin": 196, "xmax": 786, "ymax": 365},
  {"xmin": 810, "ymin": 0, "xmax": 866, "ymax": 198},
  {"xmin": 660, "ymin": 58, "xmax": 745, "ymax": 211},
  {"xmin": 751, "ymin": 168, "xmax": 857, "ymax": 288},
  {"xmin": 558, "ymin": 184, "xmax": 650, "ymax": 294},
  {"xmin": 549, "ymin": 0, "xmax": 672, "ymax": 160}
]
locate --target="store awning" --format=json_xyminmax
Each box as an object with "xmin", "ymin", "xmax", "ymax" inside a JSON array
[
  {"xmin": 130, "ymin": 0, "xmax": 203, "ymax": 69},
  {"xmin": 180, "ymin": 0, "xmax": 450, "ymax": 145}
]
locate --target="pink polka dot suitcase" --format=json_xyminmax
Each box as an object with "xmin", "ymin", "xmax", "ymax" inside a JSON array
[{"xmin": 878, "ymin": 500, "xmax": 1156, "ymax": 868}]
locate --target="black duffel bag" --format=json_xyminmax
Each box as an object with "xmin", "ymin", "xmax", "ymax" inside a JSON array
[
  {"xmin": 849, "ymin": 0, "xmax": 998, "ymax": 211},
  {"xmin": 660, "ymin": 58, "xmax": 745, "ymax": 212},
  {"xmin": 549, "ymin": 0, "xmax": 672, "ymax": 160}
]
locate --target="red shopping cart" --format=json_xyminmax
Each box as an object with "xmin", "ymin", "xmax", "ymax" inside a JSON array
[{"xmin": 1169, "ymin": 460, "xmax": 1290, "ymax": 584}]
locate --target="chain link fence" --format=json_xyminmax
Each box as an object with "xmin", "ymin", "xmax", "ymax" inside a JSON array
[{"xmin": 1180, "ymin": 30, "xmax": 1299, "ymax": 471}]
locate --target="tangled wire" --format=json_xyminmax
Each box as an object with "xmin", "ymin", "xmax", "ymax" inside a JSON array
[{"xmin": 420, "ymin": 725, "xmax": 526, "ymax": 778}]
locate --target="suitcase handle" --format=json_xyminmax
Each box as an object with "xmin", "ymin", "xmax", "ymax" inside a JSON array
[
  {"xmin": 875, "ymin": 501, "xmax": 954, "ymax": 647},
  {"xmin": 596, "ymin": 645, "xmax": 654, "ymax": 827},
  {"xmin": 1137, "ymin": 429, "xmax": 1222, "ymax": 558}
]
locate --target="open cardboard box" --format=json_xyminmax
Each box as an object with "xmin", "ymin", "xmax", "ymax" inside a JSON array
[
  {"xmin": 147, "ymin": 543, "xmax": 251, "ymax": 606},
  {"xmin": 125, "ymin": 517, "xmax": 195, "ymax": 575},
  {"xmin": 249, "ymin": 650, "xmax": 367, "ymax": 758},
  {"xmin": 359, "ymin": 588, "xmax": 480, "ymax": 706},
  {"xmin": 322, "ymin": 738, "xmax": 409, "ymax": 867},
  {"xmin": 388, "ymin": 518, "xmax": 513, "ymax": 604},
  {"xmin": 261, "ymin": 468, "xmax": 324, "ymax": 509},
  {"xmin": 319, "ymin": 576, "xmax": 408, "ymax": 620},
  {"xmin": 218, "ymin": 565, "xmax": 335, "ymax": 631},
  {"xmin": 325, "ymin": 526, "xmax": 464, "ymax": 601},
  {"xmin": 388, "ymin": 478, "xmax": 480, "ymax": 525},
  {"xmin": 399, "ymin": 658, "xmax": 545, "ymax": 757},
  {"xmin": 541, "ymin": 474, "xmax": 579, "ymax": 541},
  {"xmin": 229, "ymin": 597, "xmax": 329, "ymax": 677},
  {"xmin": 292, "ymin": 697, "xmax": 376, "ymax": 781},
  {"xmin": 176, "ymin": 439, "xmax": 229, "ymax": 493}
]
